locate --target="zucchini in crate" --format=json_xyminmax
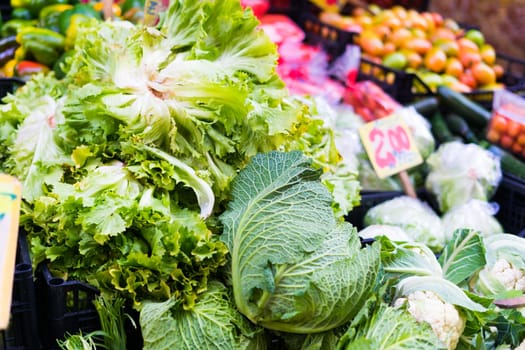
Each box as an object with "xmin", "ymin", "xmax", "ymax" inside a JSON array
[
  {"xmin": 429, "ymin": 111, "xmax": 461, "ymax": 144},
  {"xmin": 437, "ymin": 86, "xmax": 492, "ymax": 129},
  {"xmin": 407, "ymin": 96, "xmax": 439, "ymax": 118}
]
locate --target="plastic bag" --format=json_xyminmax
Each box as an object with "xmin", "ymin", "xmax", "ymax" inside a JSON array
[{"xmin": 425, "ymin": 141, "xmax": 502, "ymax": 213}]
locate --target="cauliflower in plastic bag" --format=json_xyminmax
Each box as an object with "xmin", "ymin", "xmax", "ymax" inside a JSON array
[
  {"xmin": 441, "ymin": 199, "xmax": 504, "ymax": 241},
  {"xmin": 363, "ymin": 195, "xmax": 445, "ymax": 252},
  {"xmin": 359, "ymin": 224, "xmax": 413, "ymax": 242},
  {"xmin": 425, "ymin": 141, "xmax": 502, "ymax": 213}
]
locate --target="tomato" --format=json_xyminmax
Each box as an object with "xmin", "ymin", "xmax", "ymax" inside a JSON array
[
  {"xmin": 516, "ymin": 133, "xmax": 525, "ymax": 146},
  {"xmin": 490, "ymin": 114, "xmax": 508, "ymax": 133},
  {"xmin": 500, "ymin": 134, "xmax": 514, "ymax": 149},
  {"xmin": 486, "ymin": 128, "xmax": 500, "ymax": 143},
  {"xmin": 512, "ymin": 142, "xmax": 523, "ymax": 155},
  {"xmin": 506, "ymin": 119, "xmax": 522, "ymax": 138}
]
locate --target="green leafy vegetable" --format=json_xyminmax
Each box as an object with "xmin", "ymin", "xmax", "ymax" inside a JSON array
[
  {"xmin": 220, "ymin": 151, "xmax": 380, "ymax": 333},
  {"xmin": 140, "ymin": 280, "xmax": 266, "ymax": 350},
  {"xmin": 337, "ymin": 302, "xmax": 443, "ymax": 350},
  {"xmin": 438, "ymin": 228, "xmax": 486, "ymax": 285}
]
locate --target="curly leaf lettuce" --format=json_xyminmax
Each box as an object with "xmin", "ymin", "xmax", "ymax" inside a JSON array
[{"xmin": 220, "ymin": 151, "xmax": 380, "ymax": 333}]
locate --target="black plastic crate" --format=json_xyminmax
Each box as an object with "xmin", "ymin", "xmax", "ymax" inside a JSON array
[
  {"xmin": 1, "ymin": 233, "xmax": 40, "ymax": 350},
  {"xmin": 492, "ymin": 172, "xmax": 525, "ymax": 235},
  {"xmin": 35, "ymin": 265, "xmax": 101, "ymax": 349},
  {"xmin": 364, "ymin": 0, "xmax": 429, "ymax": 11},
  {"xmin": 345, "ymin": 190, "xmax": 405, "ymax": 230},
  {"xmin": 0, "ymin": 79, "xmax": 25, "ymax": 101},
  {"xmin": 296, "ymin": 12, "xmax": 357, "ymax": 60},
  {"xmin": 357, "ymin": 53, "xmax": 525, "ymax": 107}
]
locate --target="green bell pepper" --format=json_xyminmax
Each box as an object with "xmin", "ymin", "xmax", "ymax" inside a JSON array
[
  {"xmin": 57, "ymin": 3, "xmax": 101, "ymax": 34},
  {"xmin": 39, "ymin": 3, "xmax": 73, "ymax": 32},
  {"xmin": 16, "ymin": 26, "xmax": 65, "ymax": 66},
  {"xmin": 1, "ymin": 19, "xmax": 38, "ymax": 37}
]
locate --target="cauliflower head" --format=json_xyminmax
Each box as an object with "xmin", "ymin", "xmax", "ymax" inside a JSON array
[
  {"xmin": 394, "ymin": 290, "xmax": 466, "ymax": 350},
  {"xmin": 471, "ymin": 258, "xmax": 525, "ymax": 297},
  {"xmin": 490, "ymin": 258, "xmax": 525, "ymax": 292}
]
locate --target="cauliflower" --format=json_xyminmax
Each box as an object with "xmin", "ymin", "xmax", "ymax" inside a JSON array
[
  {"xmin": 516, "ymin": 339, "xmax": 525, "ymax": 350},
  {"xmin": 394, "ymin": 290, "xmax": 465, "ymax": 350},
  {"xmin": 490, "ymin": 258, "xmax": 525, "ymax": 292}
]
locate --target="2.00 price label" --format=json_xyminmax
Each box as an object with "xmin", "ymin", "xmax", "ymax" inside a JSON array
[{"xmin": 359, "ymin": 113, "xmax": 423, "ymax": 179}]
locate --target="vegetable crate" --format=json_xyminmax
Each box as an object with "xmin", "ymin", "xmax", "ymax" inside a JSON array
[
  {"xmin": 34, "ymin": 264, "xmax": 101, "ymax": 349},
  {"xmin": 1, "ymin": 233, "xmax": 40, "ymax": 350},
  {"xmin": 0, "ymin": 79, "xmax": 25, "ymax": 100},
  {"xmin": 492, "ymin": 173, "xmax": 525, "ymax": 235},
  {"xmin": 357, "ymin": 53, "xmax": 525, "ymax": 107}
]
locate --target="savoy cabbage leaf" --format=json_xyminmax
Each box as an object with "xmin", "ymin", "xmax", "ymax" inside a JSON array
[{"xmin": 220, "ymin": 151, "xmax": 380, "ymax": 333}]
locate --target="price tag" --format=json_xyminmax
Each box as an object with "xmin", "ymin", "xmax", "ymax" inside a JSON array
[
  {"xmin": 0, "ymin": 174, "xmax": 22, "ymax": 330},
  {"xmin": 143, "ymin": 0, "xmax": 170, "ymax": 26},
  {"xmin": 359, "ymin": 112, "xmax": 423, "ymax": 179}
]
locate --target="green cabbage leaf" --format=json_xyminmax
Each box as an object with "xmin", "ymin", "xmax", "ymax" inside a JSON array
[{"xmin": 220, "ymin": 151, "xmax": 380, "ymax": 333}]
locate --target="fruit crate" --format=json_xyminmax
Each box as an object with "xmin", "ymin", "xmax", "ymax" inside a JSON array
[
  {"xmin": 492, "ymin": 172, "xmax": 525, "ymax": 235},
  {"xmin": 34, "ymin": 264, "xmax": 101, "ymax": 349},
  {"xmin": 296, "ymin": 11, "xmax": 358, "ymax": 60},
  {"xmin": 357, "ymin": 53, "xmax": 525, "ymax": 107},
  {"xmin": 1, "ymin": 233, "xmax": 40, "ymax": 350}
]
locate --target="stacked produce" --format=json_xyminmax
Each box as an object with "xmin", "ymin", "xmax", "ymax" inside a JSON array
[
  {"xmin": 318, "ymin": 4, "xmax": 505, "ymax": 93},
  {"xmin": 0, "ymin": 0, "xmax": 144, "ymax": 80}
]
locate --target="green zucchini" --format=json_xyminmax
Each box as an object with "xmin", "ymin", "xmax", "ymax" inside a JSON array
[
  {"xmin": 407, "ymin": 96, "xmax": 439, "ymax": 118},
  {"xmin": 429, "ymin": 111, "xmax": 460, "ymax": 144},
  {"xmin": 437, "ymin": 86, "xmax": 492, "ymax": 129},
  {"xmin": 488, "ymin": 145, "xmax": 525, "ymax": 181},
  {"xmin": 444, "ymin": 113, "xmax": 480, "ymax": 144}
]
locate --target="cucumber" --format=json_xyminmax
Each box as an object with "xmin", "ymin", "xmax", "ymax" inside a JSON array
[
  {"xmin": 444, "ymin": 113, "xmax": 480, "ymax": 144},
  {"xmin": 407, "ymin": 96, "xmax": 439, "ymax": 118},
  {"xmin": 488, "ymin": 145, "xmax": 525, "ymax": 181},
  {"xmin": 429, "ymin": 111, "xmax": 460, "ymax": 144},
  {"xmin": 437, "ymin": 86, "xmax": 492, "ymax": 129}
]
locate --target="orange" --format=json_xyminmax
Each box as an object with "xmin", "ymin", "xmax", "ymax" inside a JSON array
[
  {"xmin": 424, "ymin": 47, "xmax": 447, "ymax": 72},
  {"xmin": 431, "ymin": 12, "xmax": 444, "ymax": 27},
  {"xmin": 402, "ymin": 50, "xmax": 423, "ymax": 69},
  {"xmin": 373, "ymin": 24, "xmax": 392, "ymax": 40},
  {"xmin": 459, "ymin": 49, "xmax": 482, "ymax": 68},
  {"xmin": 431, "ymin": 27, "xmax": 456, "ymax": 42},
  {"xmin": 383, "ymin": 42, "xmax": 396, "ymax": 55},
  {"xmin": 403, "ymin": 37, "xmax": 432, "ymax": 55},
  {"xmin": 445, "ymin": 57, "xmax": 464, "ymax": 78},
  {"xmin": 358, "ymin": 31, "xmax": 384, "ymax": 57},
  {"xmin": 421, "ymin": 12, "xmax": 436, "ymax": 34},
  {"xmin": 480, "ymin": 44, "xmax": 496, "ymax": 65},
  {"xmin": 391, "ymin": 28, "xmax": 412, "ymax": 48},
  {"xmin": 459, "ymin": 69, "xmax": 477, "ymax": 89},
  {"xmin": 458, "ymin": 38, "xmax": 479, "ymax": 53},
  {"xmin": 471, "ymin": 62, "xmax": 496, "ymax": 86}
]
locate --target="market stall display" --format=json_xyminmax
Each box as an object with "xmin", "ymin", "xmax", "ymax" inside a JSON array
[{"xmin": 1, "ymin": 0, "xmax": 525, "ymax": 349}]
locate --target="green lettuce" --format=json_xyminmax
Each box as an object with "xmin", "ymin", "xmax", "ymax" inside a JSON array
[{"xmin": 220, "ymin": 151, "xmax": 380, "ymax": 333}]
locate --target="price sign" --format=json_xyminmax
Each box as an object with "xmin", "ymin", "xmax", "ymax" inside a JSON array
[
  {"xmin": 143, "ymin": 0, "xmax": 170, "ymax": 26},
  {"xmin": 359, "ymin": 112, "xmax": 423, "ymax": 179},
  {"xmin": 0, "ymin": 174, "xmax": 22, "ymax": 330}
]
